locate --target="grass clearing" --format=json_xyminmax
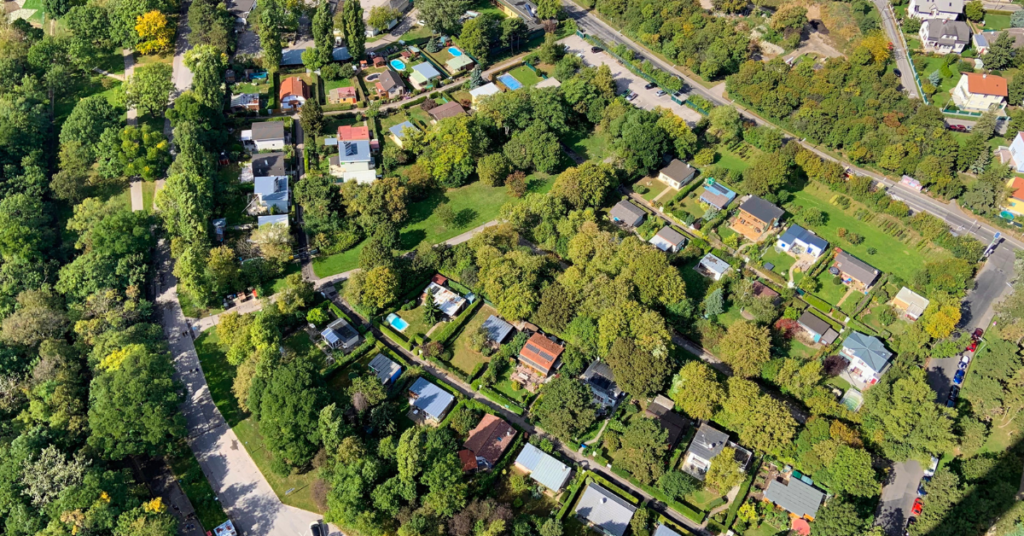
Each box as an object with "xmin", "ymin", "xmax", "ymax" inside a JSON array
[
  {"xmin": 984, "ymin": 12, "xmax": 1012, "ymax": 30},
  {"xmin": 506, "ymin": 64, "xmax": 544, "ymax": 87},
  {"xmin": 232, "ymin": 418, "xmax": 321, "ymax": 513},
  {"xmin": 635, "ymin": 176, "xmax": 670, "ymax": 202},
  {"xmin": 312, "ymin": 241, "xmax": 364, "ymax": 279},
  {"xmin": 194, "ymin": 329, "xmax": 246, "ymax": 426},
  {"xmin": 813, "ymin": 270, "xmax": 849, "ymax": 307},
  {"xmin": 449, "ymin": 304, "xmax": 500, "ymax": 375},
  {"xmin": 167, "ymin": 448, "xmax": 229, "ymax": 529},
  {"xmin": 759, "ymin": 248, "xmax": 796, "ymax": 278},
  {"xmin": 563, "ymin": 129, "xmax": 613, "ymax": 162},
  {"xmin": 712, "ymin": 143, "xmax": 760, "ymax": 174}
]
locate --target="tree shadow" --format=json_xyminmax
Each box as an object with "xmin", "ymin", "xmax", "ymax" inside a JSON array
[
  {"xmin": 405, "ymin": 190, "xmax": 448, "ymax": 226},
  {"xmin": 399, "ymin": 229, "xmax": 427, "ymax": 250},
  {"xmin": 455, "ymin": 208, "xmax": 478, "ymax": 228}
]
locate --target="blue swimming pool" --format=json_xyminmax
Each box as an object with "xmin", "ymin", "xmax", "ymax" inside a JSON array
[
  {"xmin": 498, "ymin": 73, "xmax": 522, "ymax": 90},
  {"xmin": 448, "ymin": 47, "xmax": 463, "ymax": 57},
  {"xmin": 390, "ymin": 59, "xmax": 407, "ymax": 70},
  {"xmin": 386, "ymin": 313, "xmax": 409, "ymax": 332}
]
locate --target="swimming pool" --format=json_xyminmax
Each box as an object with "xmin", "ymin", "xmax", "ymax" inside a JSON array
[
  {"xmin": 498, "ymin": 73, "xmax": 522, "ymax": 90},
  {"xmin": 448, "ymin": 47, "xmax": 463, "ymax": 57},
  {"xmin": 386, "ymin": 313, "xmax": 409, "ymax": 332},
  {"xmin": 390, "ymin": 59, "xmax": 407, "ymax": 70}
]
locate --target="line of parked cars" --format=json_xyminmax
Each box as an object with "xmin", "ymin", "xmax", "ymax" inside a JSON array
[
  {"xmin": 947, "ymin": 328, "xmax": 983, "ymax": 407},
  {"xmin": 906, "ymin": 456, "xmax": 940, "ymax": 534},
  {"xmin": 946, "ymin": 124, "xmax": 971, "ymax": 132}
]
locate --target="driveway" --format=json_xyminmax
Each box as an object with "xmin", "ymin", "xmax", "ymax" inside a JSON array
[
  {"xmin": 560, "ymin": 34, "xmax": 703, "ymax": 126},
  {"xmin": 962, "ymin": 243, "xmax": 1015, "ymax": 331},
  {"xmin": 876, "ymin": 460, "xmax": 923, "ymax": 536}
]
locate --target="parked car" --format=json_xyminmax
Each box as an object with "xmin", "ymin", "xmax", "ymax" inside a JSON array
[
  {"xmin": 947, "ymin": 124, "xmax": 966, "ymax": 132},
  {"xmin": 949, "ymin": 385, "xmax": 960, "ymax": 399},
  {"xmin": 973, "ymin": 328, "xmax": 984, "ymax": 340},
  {"xmin": 961, "ymin": 354, "xmax": 971, "ymax": 365},
  {"xmin": 954, "ymin": 369, "xmax": 966, "ymax": 385},
  {"xmin": 655, "ymin": 90, "xmax": 667, "ymax": 97},
  {"xmin": 894, "ymin": 68, "xmax": 902, "ymax": 77},
  {"xmin": 966, "ymin": 340, "xmax": 979, "ymax": 352},
  {"xmin": 924, "ymin": 456, "xmax": 939, "ymax": 477},
  {"xmin": 918, "ymin": 476, "xmax": 931, "ymax": 496},
  {"xmin": 947, "ymin": 397, "xmax": 957, "ymax": 408},
  {"xmin": 958, "ymin": 360, "xmax": 969, "ymax": 371},
  {"xmin": 905, "ymin": 516, "xmax": 917, "ymax": 536},
  {"xmin": 626, "ymin": 92, "xmax": 638, "ymax": 101},
  {"xmin": 644, "ymin": 82, "xmax": 658, "ymax": 90},
  {"xmin": 591, "ymin": 46, "xmax": 603, "ymax": 53},
  {"xmin": 310, "ymin": 522, "xmax": 323, "ymax": 536},
  {"xmin": 912, "ymin": 498, "xmax": 924, "ymax": 516}
]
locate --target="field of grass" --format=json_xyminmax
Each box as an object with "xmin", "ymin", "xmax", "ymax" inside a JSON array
[
  {"xmin": 382, "ymin": 108, "xmax": 432, "ymax": 132},
  {"xmin": 742, "ymin": 521, "xmax": 787, "ymax": 536},
  {"xmin": 917, "ymin": 56, "xmax": 962, "ymax": 108},
  {"xmin": 141, "ymin": 182, "xmax": 156, "ymax": 213},
  {"xmin": 393, "ymin": 302, "xmax": 436, "ymax": 340},
  {"xmin": 232, "ymin": 418, "xmax": 321, "ymax": 513},
  {"xmin": 563, "ymin": 129, "xmax": 613, "ymax": 162},
  {"xmin": 323, "ymin": 77, "xmax": 355, "ymax": 92},
  {"xmin": 686, "ymin": 489, "xmax": 727, "ymax": 510},
  {"xmin": 312, "ymin": 241, "xmax": 364, "ymax": 279},
  {"xmin": 194, "ymin": 329, "xmax": 246, "ymax": 426},
  {"xmin": 759, "ymin": 248, "xmax": 796, "ymax": 277},
  {"xmin": 712, "ymin": 143, "xmax": 760, "ymax": 174},
  {"xmin": 635, "ymin": 177, "xmax": 671, "ymax": 202},
  {"xmin": 22, "ymin": 0, "xmax": 43, "ymax": 23},
  {"xmin": 813, "ymin": 270, "xmax": 849, "ymax": 307},
  {"xmin": 984, "ymin": 12, "xmax": 1012, "ymax": 30},
  {"xmin": 506, "ymin": 64, "xmax": 543, "ymax": 87},
  {"xmin": 786, "ymin": 182, "xmax": 949, "ymax": 281},
  {"xmin": 492, "ymin": 378, "xmax": 532, "ymax": 404},
  {"xmin": 449, "ymin": 304, "xmax": 499, "ymax": 375}
]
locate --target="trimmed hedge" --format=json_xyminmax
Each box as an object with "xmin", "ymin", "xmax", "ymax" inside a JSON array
[
  {"xmin": 725, "ymin": 456, "xmax": 762, "ymax": 529},
  {"xmin": 376, "ymin": 320, "xmax": 413, "ymax": 351},
  {"xmin": 478, "ymin": 386, "xmax": 525, "ymax": 415},
  {"xmin": 588, "ymin": 471, "xmax": 640, "ymax": 505},
  {"xmin": 432, "ymin": 300, "xmax": 483, "ymax": 345},
  {"xmin": 556, "ymin": 471, "xmax": 589, "ymax": 520},
  {"xmin": 323, "ymin": 334, "xmax": 378, "ymax": 377},
  {"xmin": 608, "ymin": 465, "xmax": 704, "ymax": 523},
  {"xmin": 803, "ymin": 293, "xmax": 833, "ymax": 314}
]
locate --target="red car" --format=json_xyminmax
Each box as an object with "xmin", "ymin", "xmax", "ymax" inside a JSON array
[
  {"xmin": 912, "ymin": 498, "xmax": 924, "ymax": 516},
  {"xmin": 973, "ymin": 328, "xmax": 984, "ymax": 340},
  {"xmin": 966, "ymin": 341, "xmax": 979, "ymax": 352}
]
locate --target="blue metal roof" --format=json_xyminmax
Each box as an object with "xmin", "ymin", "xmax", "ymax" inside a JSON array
[
  {"xmin": 409, "ymin": 377, "xmax": 455, "ymax": 420},
  {"xmin": 280, "ymin": 48, "xmax": 304, "ymax": 66},
  {"xmin": 653, "ymin": 524, "xmax": 681, "ymax": 536},
  {"xmin": 257, "ymin": 215, "xmax": 288, "ymax": 227},
  {"xmin": 254, "ymin": 176, "xmax": 288, "ymax": 203},
  {"xmin": 481, "ymin": 315, "xmax": 514, "ymax": 343},
  {"xmin": 778, "ymin": 224, "xmax": 828, "ymax": 251},
  {"xmin": 514, "ymin": 443, "xmax": 571, "ymax": 491},
  {"xmin": 389, "ymin": 121, "xmax": 419, "ymax": 139},
  {"xmin": 334, "ymin": 140, "xmax": 372, "ymax": 163},
  {"xmin": 332, "ymin": 47, "xmax": 351, "ymax": 61}
]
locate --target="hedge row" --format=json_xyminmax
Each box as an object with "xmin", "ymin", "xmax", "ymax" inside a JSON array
[
  {"xmin": 803, "ymin": 293, "xmax": 833, "ymax": 314},
  {"xmin": 555, "ymin": 472, "xmax": 589, "ymax": 521},
  {"xmin": 588, "ymin": 471, "xmax": 641, "ymax": 505},
  {"xmin": 323, "ymin": 334, "xmax": 378, "ymax": 377},
  {"xmin": 376, "ymin": 320, "xmax": 413, "ymax": 351},
  {"xmin": 608, "ymin": 465, "xmax": 704, "ymax": 523},
  {"xmin": 477, "ymin": 386, "xmax": 525, "ymax": 415},
  {"xmin": 432, "ymin": 300, "xmax": 483, "ymax": 345}
]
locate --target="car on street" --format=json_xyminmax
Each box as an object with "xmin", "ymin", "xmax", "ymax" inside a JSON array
[
  {"xmin": 958, "ymin": 360, "xmax": 969, "ymax": 370},
  {"xmin": 918, "ymin": 476, "xmax": 931, "ymax": 496},
  {"xmin": 905, "ymin": 517, "xmax": 917, "ymax": 536},
  {"xmin": 644, "ymin": 82, "xmax": 657, "ymax": 90},
  {"xmin": 947, "ymin": 397, "xmax": 957, "ymax": 407},
  {"xmin": 966, "ymin": 340, "xmax": 979, "ymax": 352},
  {"xmin": 894, "ymin": 68, "xmax": 902, "ymax": 77},
  {"xmin": 973, "ymin": 328, "xmax": 984, "ymax": 340},
  {"xmin": 947, "ymin": 124, "xmax": 967, "ymax": 132},
  {"xmin": 961, "ymin": 354, "xmax": 971, "ymax": 365},
  {"xmin": 954, "ymin": 369, "xmax": 966, "ymax": 385},
  {"xmin": 912, "ymin": 497, "xmax": 924, "ymax": 516},
  {"xmin": 310, "ymin": 522, "xmax": 323, "ymax": 536},
  {"xmin": 591, "ymin": 46, "xmax": 603, "ymax": 53},
  {"xmin": 924, "ymin": 456, "xmax": 939, "ymax": 477}
]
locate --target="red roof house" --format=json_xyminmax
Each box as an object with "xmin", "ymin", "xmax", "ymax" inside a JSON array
[
  {"xmin": 461, "ymin": 414, "xmax": 517, "ymax": 471},
  {"xmin": 518, "ymin": 333, "xmax": 564, "ymax": 377}
]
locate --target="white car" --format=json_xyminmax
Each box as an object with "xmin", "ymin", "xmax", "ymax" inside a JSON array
[
  {"xmin": 960, "ymin": 354, "xmax": 971, "ymax": 364},
  {"xmin": 923, "ymin": 456, "xmax": 939, "ymax": 477}
]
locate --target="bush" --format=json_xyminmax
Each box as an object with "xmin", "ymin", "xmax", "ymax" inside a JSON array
[
  {"xmin": 867, "ymin": 247, "xmax": 877, "ymax": 255},
  {"xmin": 634, "ymin": 184, "xmax": 649, "ymax": 194},
  {"xmin": 321, "ymin": 63, "xmax": 354, "ymax": 81},
  {"xmin": 832, "ymin": 275, "xmax": 843, "ymax": 286},
  {"xmin": 271, "ymin": 457, "xmax": 291, "ymax": 476}
]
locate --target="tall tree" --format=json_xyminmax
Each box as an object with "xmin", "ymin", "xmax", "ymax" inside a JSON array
[
  {"xmin": 311, "ymin": 0, "xmax": 335, "ymax": 69},
  {"xmin": 531, "ymin": 377, "xmax": 596, "ymax": 442},
  {"xmin": 257, "ymin": 0, "xmax": 284, "ymax": 71},
  {"xmin": 669, "ymin": 361, "xmax": 724, "ymax": 420},
  {"xmin": 183, "ymin": 45, "xmax": 226, "ymax": 112},
  {"xmin": 124, "ymin": 63, "xmax": 173, "ymax": 117},
  {"xmin": 249, "ymin": 354, "xmax": 328, "ymax": 467},
  {"xmin": 342, "ymin": 0, "xmax": 367, "ymax": 61},
  {"xmin": 718, "ymin": 321, "xmax": 771, "ymax": 377},
  {"xmin": 605, "ymin": 337, "xmax": 671, "ymax": 399},
  {"xmin": 417, "ymin": 0, "xmax": 471, "ymax": 34}
]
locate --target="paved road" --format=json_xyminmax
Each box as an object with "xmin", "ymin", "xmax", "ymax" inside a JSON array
[
  {"xmin": 877, "ymin": 460, "xmax": 924, "ymax": 536},
  {"xmin": 124, "ymin": 48, "xmax": 138, "ymax": 126},
  {"xmin": 872, "ymin": 0, "xmax": 918, "ymax": 99}
]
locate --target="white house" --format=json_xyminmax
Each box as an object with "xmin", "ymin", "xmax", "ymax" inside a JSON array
[
  {"xmin": 1002, "ymin": 131, "xmax": 1024, "ymax": 173},
  {"xmin": 242, "ymin": 121, "xmax": 286, "ymax": 152},
  {"xmin": 657, "ymin": 159, "xmax": 697, "ymax": 189},
  {"xmin": 469, "ymin": 83, "xmax": 501, "ymax": 109},
  {"xmin": 841, "ymin": 331, "xmax": 894, "ymax": 389},
  {"xmin": 328, "ymin": 140, "xmax": 377, "ymax": 184},
  {"xmin": 279, "ymin": 77, "xmax": 309, "ymax": 110},
  {"xmin": 251, "ymin": 175, "xmax": 289, "ymax": 215},
  {"xmin": 908, "ymin": 0, "xmax": 964, "ymax": 20},
  {"xmin": 776, "ymin": 225, "xmax": 828, "ymax": 259},
  {"xmin": 951, "ymin": 73, "xmax": 1008, "ymax": 112},
  {"xmin": 680, "ymin": 423, "xmax": 751, "ymax": 481},
  {"xmin": 649, "ymin": 226, "xmax": 687, "ymax": 253},
  {"xmin": 697, "ymin": 253, "xmax": 732, "ymax": 281},
  {"xmin": 919, "ymin": 20, "xmax": 970, "ymax": 54}
]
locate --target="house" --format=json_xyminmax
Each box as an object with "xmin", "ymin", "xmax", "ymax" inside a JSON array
[
  {"xmin": 329, "ymin": 140, "xmax": 377, "ymax": 184},
  {"xmin": 408, "ymin": 377, "xmax": 456, "ymax": 425},
  {"xmin": 322, "ymin": 318, "xmax": 361, "ymax": 351},
  {"xmin": 230, "ymin": 93, "xmax": 260, "ymax": 112},
  {"xmin": 423, "ymin": 281, "xmax": 468, "ymax": 318},
  {"xmin": 469, "ymin": 83, "xmax": 501, "ymax": 108},
  {"xmin": 514, "ymin": 443, "xmax": 571, "ymax": 491},
  {"xmin": 228, "ymin": 0, "xmax": 255, "ymax": 24},
  {"xmin": 481, "ymin": 315, "xmax": 515, "ymax": 344},
  {"xmin": 776, "ymin": 225, "xmax": 828, "ymax": 259},
  {"xmin": 842, "ymin": 331, "xmax": 894, "ymax": 388},
  {"xmin": 697, "ymin": 253, "xmax": 732, "ymax": 281},
  {"xmin": 363, "ymin": 0, "xmax": 410, "ymax": 35},
  {"xmin": 428, "ymin": 101, "xmax": 467, "ymax": 123},
  {"xmin": 751, "ymin": 281, "xmax": 780, "ymax": 303},
  {"xmin": 581, "ymin": 360, "xmax": 622, "ymax": 409},
  {"xmin": 494, "ymin": 0, "xmax": 543, "ymax": 33},
  {"xmin": 518, "ymin": 333, "xmax": 564, "ymax": 377},
  {"xmin": 375, "ymin": 69, "xmax": 406, "ymax": 99},
  {"xmin": 337, "ymin": 125, "xmax": 370, "ymax": 141},
  {"xmin": 919, "ymin": 19, "xmax": 970, "ymax": 54},
  {"xmin": 1004, "ymin": 176, "xmax": 1024, "ymax": 217},
  {"xmin": 389, "ymin": 121, "xmax": 420, "ymax": 148},
  {"xmin": 279, "ymin": 77, "xmax": 309, "ymax": 109},
  {"xmin": 974, "ymin": 28, "xmax": 1024, "ymax": 54},
  {"xmin": 650, "ymin": 226, "xmax": 687, "ymax": 253},
  {"xmin": 257, "ymin": 214, "xmax": 288, "ymax": 228},
  {"xmin": 832, "ymin": 251, "xmax": 880, "ymax": 291},
  {"xmin": 241, "ymin": 152, "xmax": 287, "ymax": 183},
  {"xmin": 892, "ymin": 287, "xmax": 930, "ymax": 321},
  {"xmin": 1001, "ymin": 132, "xmax": 1024, "ymax": 174},
  {"xmin": 574, "ymin": 483, "xmax": 636, "ymax": 536},
  {"xmin": 764, "ymin": 477, "xmax": 826, "ymax": 520},
  {"xmin": 908, "ymin": 0, "xmax": 963, "ymax": 20},
  {"xmin": 657, "ymin": 159, "xmax": 697, "ymax": 189},
  {"xmin": 797, "ymin": 310, "xmax": 839, "ymax": 345},
  {"xmin": 951, "ymin": 73, "xmax": 1008, "ymax": 112},
  {"xmin": 409, "ymin": 62, "xmax": 442, "ymax": 89},
  {"xmin": 447, "ymin": 55, "xmax": 474, "ymax": 72},
  {"xmin": 535, "ymin": 77, "xmax": 561, "ymax": 89},
  {"xmin": 700, "ymin": 182, "xmax": 736, "ymax": 210},
  {"xmin": 645, "ymin": 395, "xmax": 687, "ymax": 448},
  {"xmin": 242, "ymin": 121, "xmax": 286, "ymax": 152},
  {"xmin": 609, "ymin": 200, "xmax": 646, "ymax": 227},
  {"xmin": 732, "ymin": 196, "xmax": 784, "ymax": 242},
  {"xmin": 329, "ymin": 86, "xmax": 358, "ymax": 105},
  {"xmin": 252, "ymin": 175, "xmax": 289, "ymax": 214},
  {"xmin": 681, "ymin": 423, "xmax": 752, "ymax": 481},
  {"xmin": 368, "ymin": 353, "xmax": 403, "ymax": 386},
  {"xmin": 459, "ymin": 414, "xmax": 517, "ymax": 471},
  {"xmin": 653, "ymin": 525, "xmax": 682, "ymax": 536}
]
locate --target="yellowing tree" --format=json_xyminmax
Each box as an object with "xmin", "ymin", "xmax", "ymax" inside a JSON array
[
  {"xmin": 859, "ymin": 32, "xmax": 892, "ymax": 65},
  {"xmin": 923, "ymin": 299, "xmax": 962, "ymax": 339},
  {"xmin": 136, "ymin": 11, "xmax": 174, "ymax": 55}
]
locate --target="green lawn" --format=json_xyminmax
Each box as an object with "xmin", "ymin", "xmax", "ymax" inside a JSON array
[
  {"xmin": 141, "ymin": 181, "xmax": 156, "ymax": 213},
  {"xmin": 506, "ymin": 64, "xmax": 544, "ymax": 87},
  {"xmin": 984, "ymin": 12, "xmax": 1012, "ymax": 30},
  {"xmin": 686, "ymin": 489, "xmax": 727, "ymax": 511},
  {"xmin": 194, "ymin": 329, "xmax": 246, "ymax": 426},
  {"xmin": 449, "ymin": 304, "xmax": 499, "ymax": 375},
  {"xmin": 716, "ymin": 302, "xmax": 746, "ymax": 328},
  {"xmin": 492, "ymin": 378, "xmax": 532, "ymax": 405},
  {"xmin": 382, "ymin": 108, "xmax": 432, "ymax": 131},
  {"xmin": 232, "ymin": 418, "xmax": 321, "ymax": 513},
  {"xmin": 167, "ymin": 447, "xmax": 229, "ymax": 530},
  {"xmin": 759, "ymin": 248, "xmax": 796, "ymax": 278},
  {"xmin": 312, "ymin": 241, "xmax": 364, "ymax": 279},
  {"xmin": 784, "ymin": 339, "xmax": 817, "ymax": 359},
  {"xmin": 22, "ymin": 0, "xmax": 43, "ymax": 23},
  {"xmin": 787, "ymin": 182, "xmax": 950, "ymax": 281},
  {"xmin": 563, "ymin": 129, "xmax": 613, "ymax": 162},
  {"xmin": 813, "ymin": 270, "xmax": 849, "ymax": 307},
  {"xmin": 742, "ymin": 522, "xmax": 787, "ymax": 536},
  {"xmin": 268, "ymin": 263, "xmax": 303, "ymax": 294},
  {"xmin": 635, "ymin": 177, "xmax": 671, "ymax": 202},
  {"xmin": 323, "ymin": 77, "xmax": 355, "ymax": 92},
  {"xmin": 392, "ymin": 302, "xmax": 436, "ymax": 340},
  {"xmin": 712, "ymin": 143, "xmax": 760, "ymax": 174}
]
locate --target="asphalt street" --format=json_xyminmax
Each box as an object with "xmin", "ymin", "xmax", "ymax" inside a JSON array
[
  {"xmin": 872, "ymin": 0, "xmax": 917, "ymax": 99},
  {"xmin": 877, "ymin": 460, "xmax": 924, "ymax": 536}
]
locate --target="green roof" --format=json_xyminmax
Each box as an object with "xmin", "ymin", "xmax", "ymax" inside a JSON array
[{"xmin": 447, "ymin": 55, "xmax": 474, "ymax": 69}]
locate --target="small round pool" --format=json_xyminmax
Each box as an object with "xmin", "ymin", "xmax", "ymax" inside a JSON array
[
  {"xmin": 390, "ymin": 59, "xmax": 407, "ymax": 70},
  {"xmin": 365, "ymin": 73, "xmax": 380, "ymax": 82},
  {"xmin": 448, "ymin": 47, "xmax": 463, "ymax": 57}
]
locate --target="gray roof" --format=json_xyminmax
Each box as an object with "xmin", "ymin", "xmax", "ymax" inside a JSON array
[
  {"xmin": 252, "ymin": 152, "xmax": 286, "ymax": 177},
  {"xmin": 764, "ymin": 478, "xmax": 825, "ymax": 519},
  {"xmin": 976, "ymin": 28, "xmax": 1024, "ymax": 49},
  {"xmin": 515, "ymin": 443, "xmax": 571, "ymax": 490},
  {"xmin": 686, "ymin": 423, "xmax": 730, "ymax": 462},
  {"xmin": 659, "ymin": 159, "xmax": 696, "ymax": 183},
  {"xmin": 843, "ymin": 331, "xmax": 893, "ymax": 373},
  {"xmin": 778, "ymin": 225, "xmax": 828, "ymax": 251},
  {"xmin": 834, "ymin": 251, "xmax": 880, "ymax": 286},
  {"xmin": 610, "ymin": 200, "xmax": 646, "ymax": 225},
  {"xmin": 228, "ymin": 0, "xmax": 255, "ymax": 17},
  {"xmin": 254, "ymin": 176, "xmax": 288, "ymax": 203},
  {"xmin": 653, "ymin": 525, "xmax": 682, "ymax": 536},
  {"xmin": 739, "ymin": 196, "xmax": 784, "ymax": 224},
  {"xmin": 481, "ymin": 315, "xmax": 514, "ymax": 343},
  {"xmin": 923, "ymin": 20, "xmax": 970, "ymax": 45},
  {"xmin": 377, "ymin": 69, "xmax": 403, "ymax": 91},
  {"xmin": 699, "ymin": 253, "xmax": 731, "ymax": 275},
  {"xmin": 280, "ymin": 48, "xmax": 305, "ymax": 66},
  {"xmin": 389, "ymin": 121, "xmax": 420, "ymax": 139},
  {"xmin": 335, "ymin": 140, "xmax": 372, "ymax": 163},
  {"xmin": 651, "ymin": 226, "xmax": 686, "ymax": 249},
  {"xmin": 700, "ymin": 182, "xmax": 736, "ymax": 209},
  {"xmin": 574, "ymin": 483, "xmax": 636, "ymax": 536},
  {"xmin": 470, "ymin": 83, "xmax": 501, "ymax": 98},
  {"xmin": 798, "ymin": 310, "xmax": 831, "ymax": 337},
  {"xmin": 368, "ymin": 353, "xmax": 402, "ymax": 384},
  {"xmin": 411, "ymin": 62, "xmax": 441, "ymax": 79},
  {"xmin": 914, "ymin": 0, "xmax": 964, "ymax": 16},
  {"xmin": 409, "ymin": 377, "xmax": 455, "ymax": 420},
  {"xmin": 582, "ymin": 360, "xmax": 621, "ymax": 399},
  {"xmin": 250, "ymin": 121, "xmax": 285, "ymax": 141},
  {"xmin": 322, "ymin": 318, "xmax": 360, "ymax": 347}
]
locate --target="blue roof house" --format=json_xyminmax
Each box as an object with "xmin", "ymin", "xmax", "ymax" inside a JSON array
[
  {"xmin": 776, "ymin": 225, "xmax": 829, "ymax": 259},
  {"xmin": 408, "ymin": 377, "xmax": 456, "ymax": 425},
  {"xmin": 514, "ymin": 443, "xmax": 572, "ymax": 491},
  {"xmin": 368, "ymin": 353, "xmax": 402, "ymax": 386},
  {"xmin": 389, "ymin": 121, "xmax": 420, "ymax": 148},
  {"xmin": 700, "ymin": 182, "xmax": 736, "ymax": 210},
  {"xmin": 252, "ymin": 176, "xmax": 289, "ymax": 215}
]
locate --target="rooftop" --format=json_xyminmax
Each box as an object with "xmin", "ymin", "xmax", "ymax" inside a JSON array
[
  {"xmin": 251, "ymin": 152, "xmax": 286, "ymax": 177},
  {"xmin": 337, "ymin": 125, "xmax": 370, "ymax": 141},
  {"xmin": 894, "ymin": 287, "xmax": 930, "ymax": 317},
  {"xmin": 582, "ymin": 359, "xmax": 621, "ymax": 401},
  {"xmin": 470, "ymin": 82, "xmax": 501, "ymax": 98},
  {"xmin": 257, "ymin": 214, "xmax": 288, "ymax": 227},
  {"xmin": 429, "ymin": 101, "xmax": 467, "ymax": 121},
  {"xmin": 412, "ymin": 62, "xmax": 442, "ymax": 80},
  {"xmin": 574, "ymin": 483, "xmax": 637, "ymax": 536},
  {"xmin": 739, "ymin": 196, "xmax": 784, "ymax": 223},
  {"xmin": 389, "ymin": 121, "xmax": 420, "ymax": 139},
  {"xmin": 923, "ymin": 19, "xmax": 970, "ymax": 44},
  {"xmin": 250, "ymin": 121, "xmax": 285, "ymax": 141},
  {"xmin": 519, "ymin": 333, "xmax": 564, "ymax": 374},
  {"xmin": 650, "ymin": 226, "xmax": 687, "ymax": 251},
  {"xmin": 425, "ymin": 282, "xmax": 467, "ymax": 317},
  {"xmin": 515, "ymin": 443, "xmax": 571, "ymax": 490},
  {"xmin": 368, "ymin": 353, "xmax": 402, "ymax": 384},
  {"xmin": 764, "ymin": 477, "xmax": 826, "ymax": 519},
  {"xmin": 377, "ymin": 69, "xmax": 403, "ymax": 91},
  {"xmin": 279, "ymin": 76, "xmax": 308, "ymax": 100},
  {"xmin": 447, "ymin": 55, "xmax": 474, "ymax": 70},
  {"xmin": 687, "ymin": 422, "xmax": 730, "ymax": 462},
  {"xmin": 843, "ymin": 331, "xmax": 893, "ymax": 372},
  {"xmin": 322, "ymin": 318, "xmax": 360, "ymax": 347},
  {"xmin": 463, "ymin": 414, "xmax": 517, "ymax": 467},
  {"xmin": 481, "ymin": 315, "xmax": 514, "ymax": 343},
  {"xmin": 798, "ymin": 310, "xmax": 832, "ymax": 336},
  {"xmin": 334, "ymin": 140, "xmax": 373, "ymax": 163},
  {"xmin": 778, "ymin": 225, "xmax": 829, "ymax": 251},
  {"xmin": 834, "ymin": 250, "xmax": 880, "ymax": 286},
  {"xmin": 659, "ymin": 159, "xmax": 697, "ymax": 182},
  {"xmin": 915, "ymin": 0, "xmax": 964, "ymax": 15},
  {"xmin": 409, "ymin": 377, "xmax": 456, "ymax": 420},
  {"xmin": 964, "ymin": 73, "xmax": 1008, "ymax": 97},
  {"xmin": 534, "ymin": 77, "xmax": 561, "ymax": 89},
  {"xmin": 610, "ymin": 200, "xmax": 646, "ymax": 223},
  {"xmin": 698, "ymin": 253, "xmax": 731, "ymax": 275},
  {"xmin": 254, "ymin": 175, "xmax": 288, "ymax": 202}
]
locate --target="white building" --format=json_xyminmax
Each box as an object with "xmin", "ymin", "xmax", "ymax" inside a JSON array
[
  {"xmin": 242, "ymin": 121, "xmax": 286, "ymax": 152},
  {"xmin": 919, "ymin": 19, "xmax": 970, "ymax": 54},
  {"xmin": 841, "ymin": 331, "xmax": 893, "ymax": 389},
  {"xmin": 951, "ymin": 72, "xmax": 1008, "ymax": 112},
  {"xmin": 908, "ymin": 0, "xmax": 964, "ymax": 20},
  {"xmin": 251, "ymin": 175, "xmax": 289, "ymax": 215},
  {"xmin": 328, "ymin": 140, "xmax": 377, "ymax": 184}
]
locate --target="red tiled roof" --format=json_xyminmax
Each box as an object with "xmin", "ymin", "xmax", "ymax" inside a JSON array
[
  {"xmin": 332, "ymin": 87, "xmax": 357, "ymax": 99},
  {"xmin": 519, "ymin": 333, "xmax": 564, "ymax": 374},
  {"xmin": 279, "ymin": 77, "xmax": 308, "ymax": 100},
  {"xmin": 1010, "ymin": 177, "xmax": 1024, "ymax": 201},
  {"xmin": 965, "ymin": 73, "xmax": 1008, "ymax": 96},
  {"xmin": 458, "ymin": 449, "xmax": 478, "ymax": 472},
  {"xmin": 337, "ymin": 125, "xmax": 370, "ymax": 141},
  {"xmin": 431, "ymin": 274, "xmax": 448, "ymax": 286},
  {"xmin": 462, "ymin": 414, "xmax": 516, "ymax": 467}
]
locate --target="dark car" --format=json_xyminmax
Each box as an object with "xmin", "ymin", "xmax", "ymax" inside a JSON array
[
  {"xmin": 644, "ymin": 82, "xmax": 658, "ymax": 90},
  {"xmin": 906, "ymin": 516, "xmax": 917, "ymax": 536},
  {"xmin": 591, "ymin": 46, "xmax": 603, "ymax": 53},
  {"xmin": 954, "ymin": 369, "xmax": 966, "ymax": 385},
  {"xmin": 894, "ymin": 68, "xmax": 902, "ymax": 77},
  {"xmin": 310, "ymin": 522, "xmax": 323, "ymax": 536},
  {"xmin": 973, "ymin": 328, "xmax": 984, "ymax": 340},
  {"xmin": 918, "ymin": 476, "xmax": 931, "ymax": 496},
  {"xmin": 947, "ymin": 398, "xmax": 957, "ymax": 408}
]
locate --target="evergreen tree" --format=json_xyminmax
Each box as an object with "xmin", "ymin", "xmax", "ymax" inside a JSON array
[
  {"xmin": 258, "ymin": 0, "xmax": 284, "ymax": 71},
  {"xmin": 342, "ymin": 0, "xmax": 367, "ymax": 60},
  {"xmin": 469, "ymin": 65, "xmax": 483, "ymax": 88},
  {"xmin": 311, "ymin": 0, "xmax": 334, "ymax": 70}
]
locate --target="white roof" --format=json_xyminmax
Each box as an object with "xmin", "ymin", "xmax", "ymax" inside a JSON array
[
  {"xmin": 425, "ymin": 282, "xmax": 466, "ymax": 317},
  {"xmin": 699, "ymin": 253, "xmax": 732, "ymax": 275},
  {"xmin": 894, "ymin": 287, "xmax": 930, "ymax": 317},
  {"xmin": 258, "ymin": 215, "xmax": 288, "ymax": 227},
  {"xmin": 534, "ymin": 77, "xmax": 561, "ymax": 89},
  {"xmin": 241, "ymin": 130, "xmax": 253, "ymax": 141},
  {"xmin": 470, "ymin": 83, "xmax": 501, "ymax": 98}
]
